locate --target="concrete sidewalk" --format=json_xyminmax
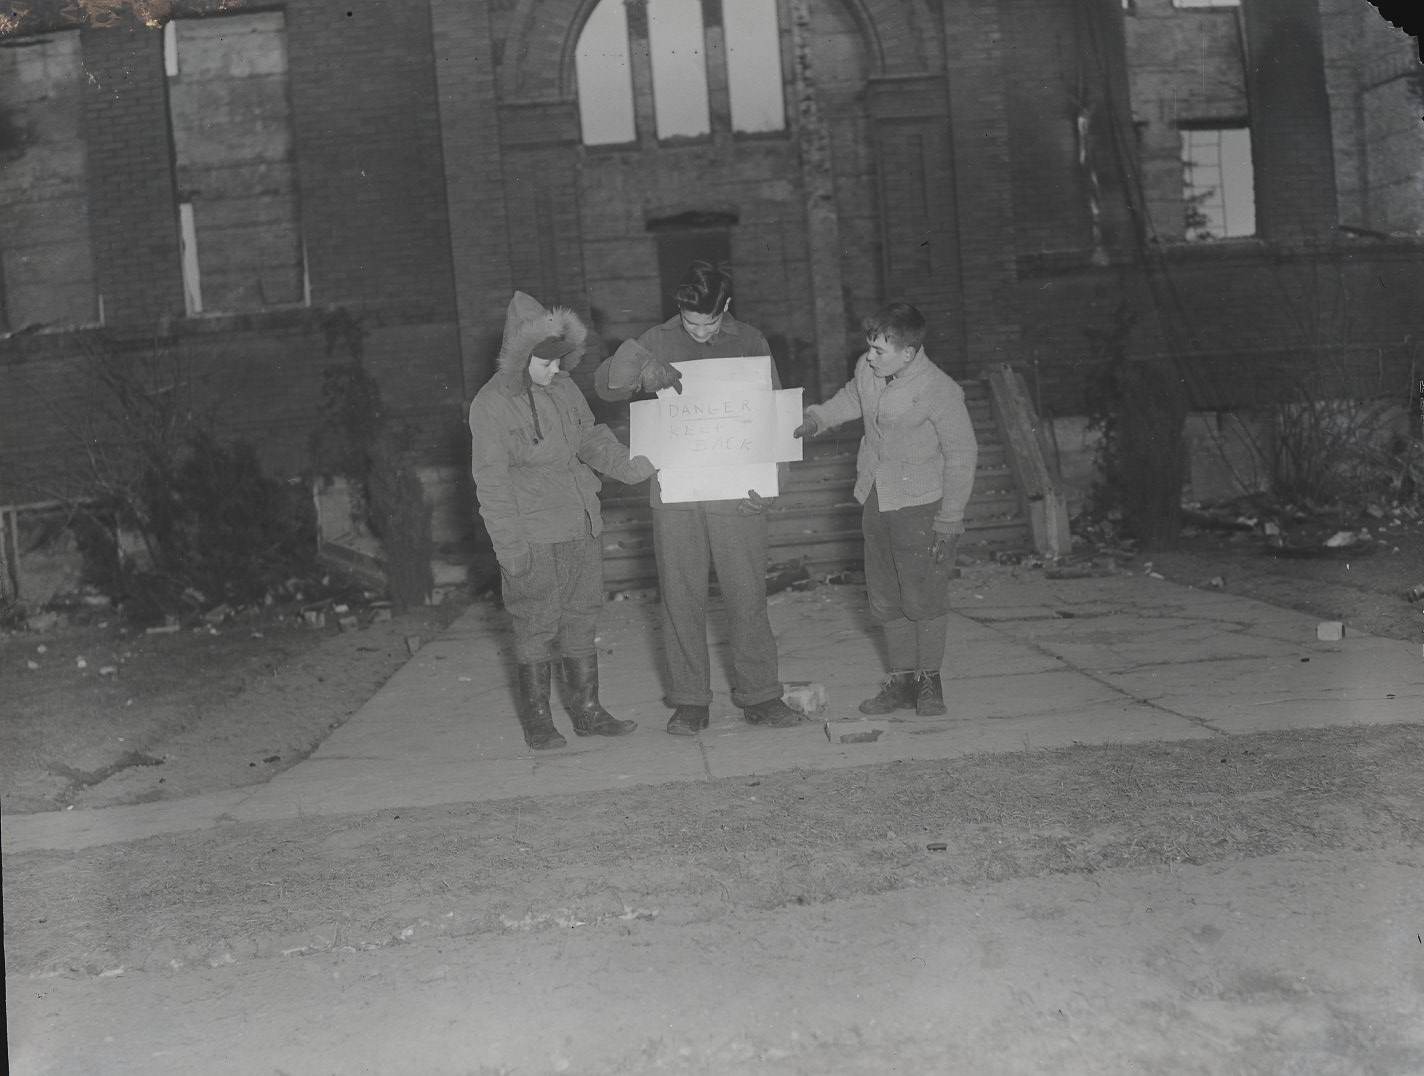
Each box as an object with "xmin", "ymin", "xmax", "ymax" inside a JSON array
[{"xmin": 4, "ymin": 570, "xmax": 1421, "ymax": 855}]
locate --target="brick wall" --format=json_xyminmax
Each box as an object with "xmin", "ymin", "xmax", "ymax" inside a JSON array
[
  {"xmin": 429, "ymin": 0, "xmax": 514, "ymax": 398},
  {"xmin": 4, "ymin": 0, "xmax": 1419, "ymax": 515},
  {"xmin": 1242, "ymin": 0, "xmax": 1340, "ymax": 239},
  {"xmin": 941, "ymin": 0, "xmax": 1022, "ymax": 369},
  {"xmin": 285, "ymin": 0, "xmax": 456, "ymax": 310},
  {"xmin": 1012, "ymin": 239, "xmax": 1424, "ymax": 416},
  {"xmin": 1124, "ymin": 0, "xmax": 1250, "ymax": 241},
  {"xmin": 1, "ymin": 0, "xmax": 467, "ymax": 508}
]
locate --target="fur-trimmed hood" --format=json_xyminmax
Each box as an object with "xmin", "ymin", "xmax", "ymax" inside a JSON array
[{"xmin": 494, "ymin": 291, "xmax": 588, "ymax": 394}]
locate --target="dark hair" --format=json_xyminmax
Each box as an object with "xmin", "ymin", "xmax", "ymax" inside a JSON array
[
  {"xmin": 862, "ymin": 302, "xmax": 926, "ymax": 350},
  {"xmin": 673, "ymin": 260, "xmax": 733, "ymax": 315}
]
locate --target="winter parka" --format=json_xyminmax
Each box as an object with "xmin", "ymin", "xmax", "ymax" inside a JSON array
[{"xmin": 469, "ymin": 292, "xmax": 655, "ymax": 574}]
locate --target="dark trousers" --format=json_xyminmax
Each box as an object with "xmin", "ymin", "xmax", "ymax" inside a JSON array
[
  {"xmin": 501, "ymin": 536, "xmax": 603, "ymax": 664},
  {"xmin": 862, "ymin": 488, "xmax": 952, "ymax": 672},
  {"xmin": 652, "ymin": 505, "xmax": 781, "ymax": 709}
]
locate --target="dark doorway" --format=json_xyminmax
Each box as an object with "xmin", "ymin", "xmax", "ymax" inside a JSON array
[{"xmin": 648, "ymin": 210, "xmax": 737, "ymax": 320}]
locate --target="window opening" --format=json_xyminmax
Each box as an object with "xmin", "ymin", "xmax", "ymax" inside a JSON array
[
  {"xmin": 1181, "ymin": 125, "xmax": 1255, "ymax": 240},
  {"xmin": 723, "ymin": 0, "xmax": 784, "ymax": 133},
  {"xmin": 165, "ymin": 11, "xmax": 304, "ymax": 314},
  {"xmin": 575, "ymin": 0, "xmax": 636, "ymax": 144},
  {"xmin": 0, "ymin": 30, "xmax": 98, "ymax": 331},
  {"xmin": 649, "ymin": 212, "xmax": 735, "ymax": 320},
  {"xmin": 576, "ymin": 0, "xmax": 786, "ymax": 145},
  {"xmin": 648, "ymin": 0, "xmax": 710, "ymax": 139}
]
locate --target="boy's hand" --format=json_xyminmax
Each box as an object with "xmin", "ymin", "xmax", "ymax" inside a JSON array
[
  {"xmin": 792, "ymin": 411, "xmax": 820, "ymax": 439},
  {"xmin": 738, "ymin": 490, "xmax": 775, "ymax": 515},
  {"xmin": 931, "ymin": 533, "xmax": 959, "ymax": 566},
  {"xmin": 499, "ymin": 545, "xmax": 533, "ymax": 578},
  {"xmin": 641, "ymin": 356, "xmax": 683, "ymax": 395}
]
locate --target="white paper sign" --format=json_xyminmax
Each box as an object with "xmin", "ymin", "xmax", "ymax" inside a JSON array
[
  {"xmin": 628, "ymin": 356, "xmax": 802, "ymax": 502},
  {"xmin": 656, "ymin": 463, "xmax": 780, "ymax": 503}
]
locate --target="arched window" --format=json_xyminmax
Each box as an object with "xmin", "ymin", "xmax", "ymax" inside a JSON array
[
  {"xmin": 723, "ymin": 0, "xmax": 784, "ymax": 134},
  {"xmin": 575, "ymin": 0, "xmax": 786, "ymax": 146},
  {"xmin": 648, "ymin": 0, "xmax": 711, "ymax": 139},
  {"xmin": 575, "ymin": 0, "xmax": 637, "ymax": 144}
]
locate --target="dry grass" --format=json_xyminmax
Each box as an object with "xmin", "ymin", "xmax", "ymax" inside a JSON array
[{"xmin": 6, "ymin": 722, "xmax": 1422, "ymax": 978}]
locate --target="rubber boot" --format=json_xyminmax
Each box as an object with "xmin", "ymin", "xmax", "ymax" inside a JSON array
[
  {"xmin": 563, "ymin": 654, "xmax": 636, "ymax": 736},
  {"xmin": 515, "ymin": 661, "xmax": 566, "ymax": 750},
  {"xmin": 858, "ymin": 671, "xmax": 917, "ymax": 715},
  {"xmin": 915, "ymin": 670, "xmax": 946, "ymax": 717}
]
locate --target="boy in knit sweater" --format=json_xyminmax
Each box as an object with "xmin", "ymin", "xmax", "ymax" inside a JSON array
[{"xmin": 795, "ymin": 302, "xmax": 978, "ymax": 716}]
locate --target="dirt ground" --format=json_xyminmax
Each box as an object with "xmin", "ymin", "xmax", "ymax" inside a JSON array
[{"xmin": 3, "ymin": 515, "xmax": 1423, "ymax": 1074}]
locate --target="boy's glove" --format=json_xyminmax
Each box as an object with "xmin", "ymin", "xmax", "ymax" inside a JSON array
[
  {"xmin": 738, "ymin": 490, "xmax": 775, "ymax": 515},
  {"xmin": 641, "ymin": 355, "xmax": 683, "ymax": 395},
  {"xmin": 604, "ymin": 339, "xmax": 682, "ymax": 396},
  {"xmin": 792, "ymin": 411, "xmax": 820, "ymax": 439},
  {"xmin": 931, "ymin": 533, "xmax": 960, "ymax": 566}
]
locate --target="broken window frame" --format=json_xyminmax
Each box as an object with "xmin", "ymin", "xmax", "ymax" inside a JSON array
[
  {"xmin": 0, "ymin": 29, "xmax": 101, "ymax": 334},
  {"xmin": 575, "ymin": 0, "xmax": 787, "ymax": 148},
  {"xmin": 1179, "ymin": 122, "xmax": 1256, "ymax": 242},
  {"xmin": 162, "ymin": 12, "xmax": 307, "ymax": 318}
]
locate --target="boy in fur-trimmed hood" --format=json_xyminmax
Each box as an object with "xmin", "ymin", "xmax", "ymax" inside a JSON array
[{"xmin": 470, "ymin": 291, "xmax": 656, "ymax": 750}]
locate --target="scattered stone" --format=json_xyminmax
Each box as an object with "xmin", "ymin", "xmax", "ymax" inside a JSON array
[
  {"xmin": 26, "ymin": 611, "xmax": 60, "ymax": 633},
  {"xmin": 1405, "ymin": 583, "xmax": 1424, "ymax": 603},
  {"xmin": 145, "ymin": 622, "xmax": 180, "ymax": 635},
  {"xmin": 302, "ymin": 609, "xmax": 327, "ymax": 629},
  {"xmin": 1324, "ymin": 531, "xmax": 1357, "ymax": 549},
  {"xmin": 26, "ymin": 659, "xmax": 39, "ymax": 670},
  {"xmin": 337, "ymin": 614, "xmax": 360, "ymax": 632},
  {"xmin": 1316, "ymin": 621, "xmax": 1345, "ymax": 642},
  {"xmin": 202, "ymin": 603, "xmax": 232, "ymax": 625},
  {"xmin": 766, "ymin": 560, "xmax": 811, "ymax": 595},
  {"xmin": 611, "ymin": 587, "xmax": 657, "ymax": 602},
  {"xmin": 75, "ymin": 657, "xmax": 87, "ymax": 669},
  {"xmin": 405, "ymin": 635, "xmax": 422, "ymax": 655},
  {"xmin": 98, "ymin": 666, "xmax": 118, "ymax": 677},
  {"xmin": 1044, "ymin": 566, "xmax": 1097, "ymax": 580},
  {"xmin": 824, "ymin": 720, "xmax": 888, "ymax": 744},
  {"xmin": 782, "ymin": 681, "xmax": 827, "ymax": 716}
]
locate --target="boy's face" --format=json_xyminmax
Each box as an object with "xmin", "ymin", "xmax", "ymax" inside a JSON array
[
  {"xmin": 866, "ymin": 334, "xmax": 916, "ymax": 379},
  {"xmin": 527, "ymin": 355, "xmax": 561, "ymax": 387},
  {"xmin": 678, "ymin": 300, "xmax": 729, "ymax": 344}
]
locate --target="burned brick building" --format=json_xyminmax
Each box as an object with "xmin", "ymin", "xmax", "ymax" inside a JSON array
[{"xmin": 1, "ymin": 0, "xmax": 1420, "ymax": 542}]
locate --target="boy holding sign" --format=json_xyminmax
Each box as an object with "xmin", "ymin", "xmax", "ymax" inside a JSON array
[{"xmin": 595, "ymin": 262, "xmax": 801, "ymax": 735}]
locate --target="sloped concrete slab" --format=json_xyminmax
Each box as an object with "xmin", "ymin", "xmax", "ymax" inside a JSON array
[{"xmin": 6, "ymin": 573, "xmax": 1419, "ymax": 856}]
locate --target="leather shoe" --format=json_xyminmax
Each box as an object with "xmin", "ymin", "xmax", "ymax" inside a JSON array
[
  {"xmin": 666, "ymin": 705, "xmax": 710, "ymax": 736},
  {"xmin": 742, "ymin": 697, "xmax": 802, "ymax": 727}
]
